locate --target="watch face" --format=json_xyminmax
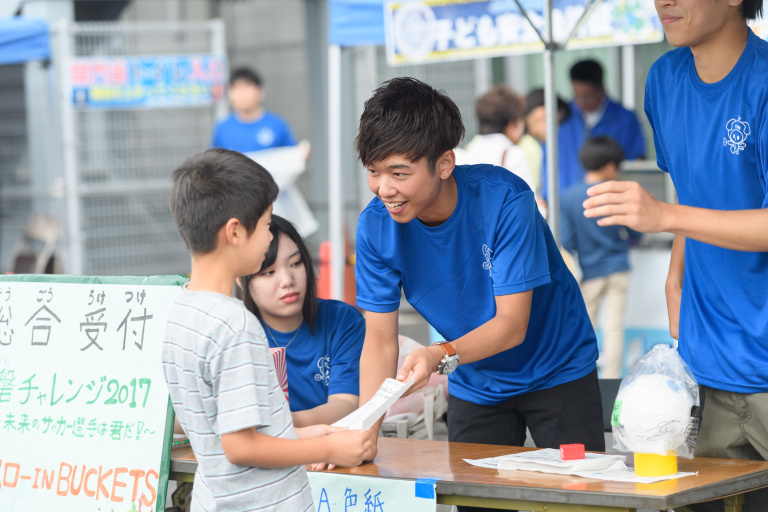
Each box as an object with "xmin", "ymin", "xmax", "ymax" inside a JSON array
[{"xmin": 440, "ymin": 355, "xmax": 459, "ymax": 375}]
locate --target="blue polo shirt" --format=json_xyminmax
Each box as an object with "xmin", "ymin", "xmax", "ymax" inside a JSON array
[
  {"xmin": 542, "ymin": 98, "xmax": 645, "ymax": 198},
  {"xmin": 645, "ymin": 28, "xmax": 768, "ymax": 393},
  {"xmin": 355, "ymin": 164, "xmax": 597, "ymax": 405}
]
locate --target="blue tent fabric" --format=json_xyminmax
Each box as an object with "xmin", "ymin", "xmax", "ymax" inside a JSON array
[
  {"xmin": 329, "ymin": 0, "xmax": 386, "ymax": 47},
  {"xmin": 0, "ymin": 18, "xmax": 50, "ymax": 65}
]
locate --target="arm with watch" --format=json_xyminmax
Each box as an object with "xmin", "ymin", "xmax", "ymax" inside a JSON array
[{"xmin": 395, "ymin": 290, "xmax": 533, "ymax": 390}]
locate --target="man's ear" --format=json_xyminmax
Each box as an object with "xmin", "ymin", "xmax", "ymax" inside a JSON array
[{"xmin": 436, "ymin": 150, "xmax": 456, "ymax": 180}]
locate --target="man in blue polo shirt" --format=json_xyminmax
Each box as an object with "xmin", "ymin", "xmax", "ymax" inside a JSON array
[
  {"xmin": 542, "ymin": 59, "xmax": 645, "ymax": 198},
  {"xmin": 585, "ymin": 1, "xmax": 767, "ymax": 510},
  {"xmin": 211, "ymin": 67, "xmax": 296, "ymax": 153},
  {"xmin": 355, "ymin": 77, "xmax": 603, "ymax": 512}
]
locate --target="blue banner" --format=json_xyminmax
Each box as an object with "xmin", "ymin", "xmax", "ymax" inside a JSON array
[{"xmin": 70, "ymin": 55, "xmax": 227, "ymax": 110}]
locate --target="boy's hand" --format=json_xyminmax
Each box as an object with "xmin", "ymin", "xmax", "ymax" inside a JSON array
[
  {"xmin": 583, "ymin": 180, "xmax": 671, "ymax": 233},
  {"xmin": 396, "ymin": 345, "xmax": 443, "ymax": 395},
  {"xmin": 295, "ymin": 424, "xmax": 343, "ymax": 440},
  {"xmin": 310, "ymin": 428, "xmax": 376, "ymax": 471}
]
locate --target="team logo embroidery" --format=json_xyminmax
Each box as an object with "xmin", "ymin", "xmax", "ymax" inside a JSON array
[
  {"xmin": 482, "ymin": 244, "xmax": 493, "ymax": 276},
  {"xmin": 314, "ymin": 355, "xmax": 330, "ymax": 386},
  {"xmin": 723, "ymin": 116, "xmax": 750, "ymax": 155},
  {"xmin": 256, "ymin": 127, "xmax": 275, "ymax": 147}
]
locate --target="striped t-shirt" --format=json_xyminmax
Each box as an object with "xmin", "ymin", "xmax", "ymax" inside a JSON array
[{"xmin": 162, "ymin": 287, "xmax": 312, "ymax": 512}]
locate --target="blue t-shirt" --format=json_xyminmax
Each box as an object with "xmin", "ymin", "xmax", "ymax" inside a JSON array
[
  {"xmin": 561, "ymin": 181, "xmax": 642, "ymax": 281},
  {"xmin": 264, "ymin": 299, "xmax": 364, "ymax": 412},
  {"xmin": 542, "ymin": 98, "xmax": 645, "ymax": 198},
  {"xmin": 211, "ymin": 111, "xmax": 297, "ymax": 153},
  {"xmin": 355, "ymin": 164, "xmax": 597, "ymax": 405},
  {"xmin": 645, "ymin": 28, "xmax": 768, "ymax": 394}
]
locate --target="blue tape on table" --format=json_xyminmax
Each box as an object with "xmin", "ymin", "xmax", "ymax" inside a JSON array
[{"xmin": 415, "ymin": 477, "xmax": 442, "ymax": 499}]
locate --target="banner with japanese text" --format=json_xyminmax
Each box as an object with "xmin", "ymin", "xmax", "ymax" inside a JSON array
[
  {"xmin": 70, "ymin": 54, "xmax": 227, "ymax": 109},
  {"xmin": 0, "ymin": 274, "xmax": 186, "ymax": 512},
  {"xmin": 385, "ymin": 0, "xmax": 664, "ymax": 66}
]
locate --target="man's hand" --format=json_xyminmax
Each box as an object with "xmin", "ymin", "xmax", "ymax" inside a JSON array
[
  {"xmin": 583, "ymin": 181, "xmax": 671, "ymax": 233},
  {"xmin": 396, "ymin": 345, "xmax": 443, "ymax": 395}
]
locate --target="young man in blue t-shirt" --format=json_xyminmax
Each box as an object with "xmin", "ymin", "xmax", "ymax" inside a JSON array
[
  {"xmin": 355, "ymin": 79, "xmax": 604, "ymax": 511},
  {"xmin": 585, "ymin": 1, "xmax": 767, "ymax": 510},
  {"xmin": 210, "ymin": 67, "xmax": 297, "ymax": 153}
]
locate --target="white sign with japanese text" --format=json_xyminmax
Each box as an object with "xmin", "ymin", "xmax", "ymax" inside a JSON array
[
  {"xmin": 0, "ymin": 275, "xmax": 185, "ymax": 512},
  {"xmin": 308, "ymin": 472, "xmax": 437, "ymax": 512}
]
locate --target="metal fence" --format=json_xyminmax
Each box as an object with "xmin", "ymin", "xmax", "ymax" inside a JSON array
[{"xmin": 53, "ymin": 20, "xmax": 226, "ymax": 275}]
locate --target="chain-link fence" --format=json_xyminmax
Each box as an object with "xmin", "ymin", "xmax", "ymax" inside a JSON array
[{"xmin": 54, "ymin": 20, "xmax": 226, "ymax": 276}]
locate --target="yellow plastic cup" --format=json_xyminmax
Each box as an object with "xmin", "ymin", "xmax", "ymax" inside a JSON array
[{"xmin": 634, "ymin": 451, "xmax": 678, "ymax": 476}]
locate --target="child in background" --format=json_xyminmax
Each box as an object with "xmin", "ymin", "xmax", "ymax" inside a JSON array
[
  {"xmin": 560, "ymin": 136, "xmax": 641, "ymax": 378},
  {"xmin": 237, "ymin": 215, "xmax": 364, "ymax": 427},
  {"xmin": 163, "ymin": 148, "xmax": 374, "ymax": 512}
]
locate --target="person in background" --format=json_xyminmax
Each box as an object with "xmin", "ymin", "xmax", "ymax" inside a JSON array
[
  {"xmin": 521, "ymin": 88, "xmax": 571, "ymax": 193},
  {"xmin": 460, "ymin": 85, "xmax": 536, "ymax": 196},
  {"xmin": 237, "ymin": 215, "xmax": 364, "ymax": 428},
  {"xmin": 561, "ymin": 136, "xmax": 641, "ymax": 379},
  {"xmin": 584, "ymin": 0, "xmax": 767, "ymax": 509},
  {"xmin": 542, "ymin": 59, "xmax": 645, "ymax": 199},
  {"xmin": 211, "ymin": 67, "xmax": 297, "ymax": 153},
  {"xmin": 163, "ymin": 148, "xmax": 374, "ymax": 512}
]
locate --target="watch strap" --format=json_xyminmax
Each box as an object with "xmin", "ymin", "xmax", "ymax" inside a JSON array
[{"xmin": 433, "ymin": 341, "xmax": 456, "ymax": 357}]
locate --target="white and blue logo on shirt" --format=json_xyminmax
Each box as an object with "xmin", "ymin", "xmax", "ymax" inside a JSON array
[
  {"xmin": 482, "ymin": 244, "xmax": 493, "ymax": 276},
  {"xmin": 723, "ymin": 116, "xmax": 750, "ymax": 155},
  {"xmin": 257, "ymin": 127, "xmax": 276, "ymax": 147},
  {"xmin": 313, "ymin": 355, "xmax": 330, "ymax": 386}
]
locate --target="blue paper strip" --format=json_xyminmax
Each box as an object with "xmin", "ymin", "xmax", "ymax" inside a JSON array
[{"xmin": 414, "ymin": 477, "xmax": 441, "ymax": 499}]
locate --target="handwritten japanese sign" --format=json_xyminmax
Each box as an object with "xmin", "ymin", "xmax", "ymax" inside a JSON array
[
  {"xmin": 0, "ymin": 274, "xmax": 186, "ymax": 512},
  {"xmin": 307, "ymin": 472, "xmax": 437, "ymax": 512}
]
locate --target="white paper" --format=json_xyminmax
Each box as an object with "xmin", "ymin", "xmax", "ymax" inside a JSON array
[
  {"xmin": 333, "ymin": 376, "xmax": 415, "ymax": 430},
  {"xmin": 573, "ymin": 462, "xmax": 698, "ymax": 483},
  {"xmin": 497, "ymin": 448, "xmax": 626, "ymax": 474},
  {"xmin": 465, "ymin": 451, "xmax": 698, "ymax": 483}
]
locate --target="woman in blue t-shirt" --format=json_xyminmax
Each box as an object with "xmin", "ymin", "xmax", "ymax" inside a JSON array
[{"xmin": 238, "ymin": 215, "xmax": 364, "ymax": 427}]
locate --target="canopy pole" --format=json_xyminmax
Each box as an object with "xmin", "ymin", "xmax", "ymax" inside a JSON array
[
  {"xmin": 328, "ymin": 43, "xmax": 345, "ymax": 301},
  {"xmin": 543, "ymin": 0, "xmax": 560, "ymax": 245}
]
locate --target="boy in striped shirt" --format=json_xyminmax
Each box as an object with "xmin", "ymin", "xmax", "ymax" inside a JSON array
[{"xmin": 163, "ymin": 148, "xmax": 374, "ymax": 511}]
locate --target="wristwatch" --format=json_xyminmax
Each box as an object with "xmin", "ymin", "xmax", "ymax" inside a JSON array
[{"xmin": 433, "ymin": 342, "xmax": 460, "ymax": 375}]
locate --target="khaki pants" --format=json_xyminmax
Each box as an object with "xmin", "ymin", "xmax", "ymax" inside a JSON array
[
  {"xmin": 688, "ymin": 386, "xmax": 768, "ymax": 512},
  {"xmin": 579, "ymin": 271, "xmax": 629, "ymax": 379}
]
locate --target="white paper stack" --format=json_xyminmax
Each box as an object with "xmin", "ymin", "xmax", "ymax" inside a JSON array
[
  {"xmin": 497, "ymin": 449, "xmax": 626, "ymax": 475},
  {"xmin": 333, "ymin": 376, "xmax": 415, "ymax": 431}
]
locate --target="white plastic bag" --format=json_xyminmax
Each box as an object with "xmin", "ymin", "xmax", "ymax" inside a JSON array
[{"xmin": 611, "ymin": 344, "xmax": 700, "ymax": 458}]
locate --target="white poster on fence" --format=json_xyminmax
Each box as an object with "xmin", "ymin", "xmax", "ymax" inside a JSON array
[
  {"xmin": 307, "ymin": 472, "xmax": 438, "ymax": 512},
  {"xmin": 0, "ymin": 275, "xmax": 185, "ymax": 512}
]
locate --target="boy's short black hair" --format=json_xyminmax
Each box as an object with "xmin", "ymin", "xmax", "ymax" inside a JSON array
[
  {"xmin": 230, "ymin": 66, "xmax": 262, "ymax": 87},
  {"xmin": 524, "ymin": 88, "xmax": 571, "ymax": 122},
  {"xmin": 476, "ymin": 85, "xmax": 525, "ymax": 135},
  {"xmin": 170, "ymin": 148, "xmax": 278, "ymax": 254},
  {"xmin": 356, "ymin": 77, "xmax": 465, "ymax": 172},
  {"xmin": 580, "ymin": 136, "xmax": 625, "ymax": 172},
  {"xmin": 743, "ymin": 0, "xmax": 764, "ymax": 19},
  {"xmin": 570, "ymin": 60, "xmax": 604, "ymax": 89},
  {"xmin": 235, "ymin": 215, "xmax": 319, "ymax": 333}
]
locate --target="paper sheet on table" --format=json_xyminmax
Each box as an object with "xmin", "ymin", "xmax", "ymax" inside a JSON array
[
  {"xmin": 573, "ymin": 461, "xmax": 698, "ymax": 483},
  {"xmin": 333, "ymin": 376, "xmax": 415, "ymax": 431},
  {"xmin": 465, "ymin": 454, "xmax": 698, "ymax": 483},
  {"xmin": 497, "ymin": 448, "xmax": 625, "ymax": 474}
]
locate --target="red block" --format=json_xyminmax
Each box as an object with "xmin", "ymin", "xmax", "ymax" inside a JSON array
[{"xmin": 560, "ymin": 443, "xmax": 585, "ymax": 460}]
